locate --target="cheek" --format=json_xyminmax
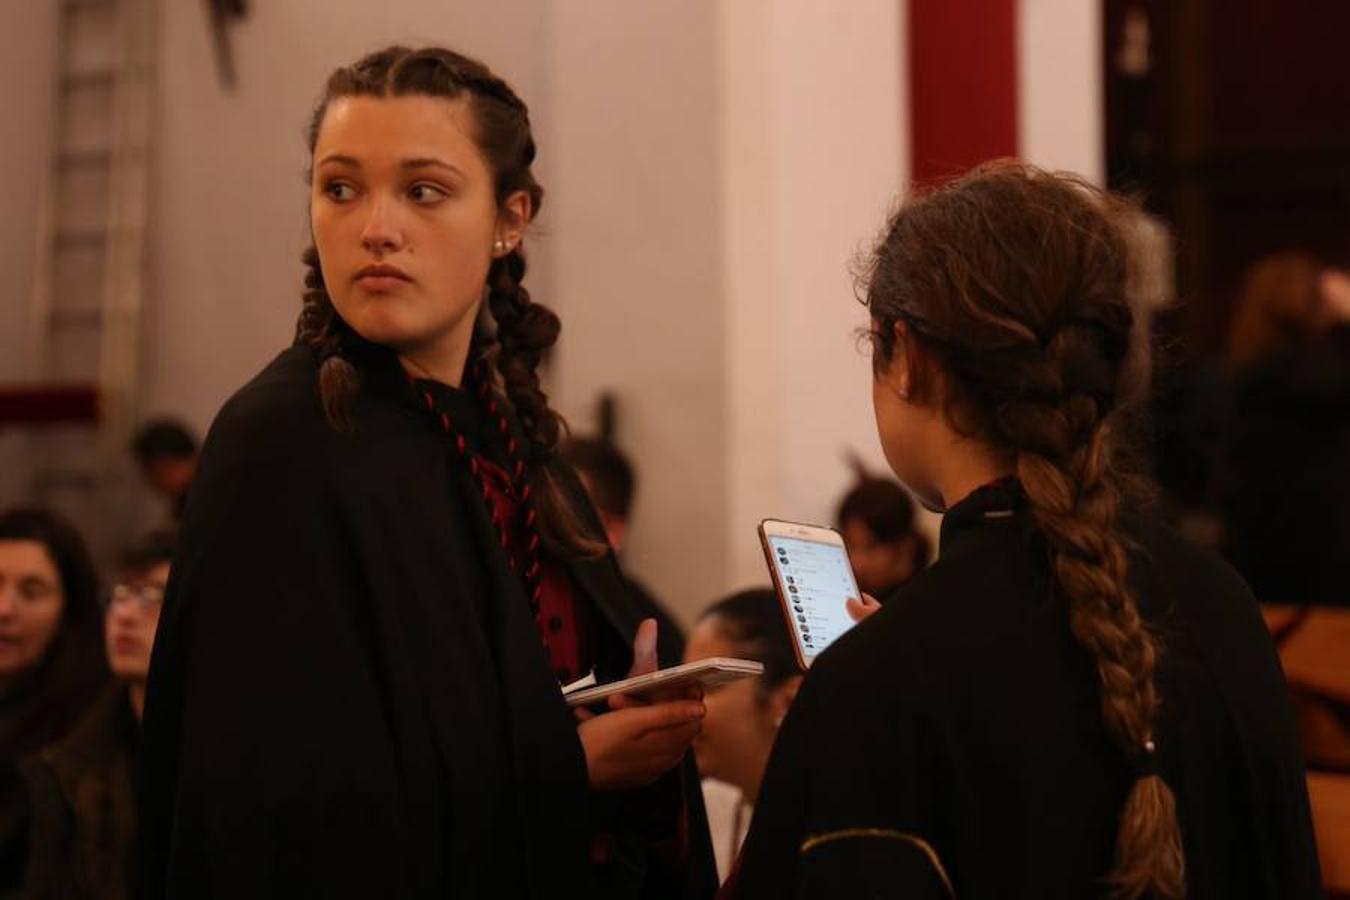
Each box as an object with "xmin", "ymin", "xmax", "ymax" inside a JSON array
[
  {"xmin": 26, "ymin": 598, "xmax": 65, "ymax": 657},
  {"xmin": 872, "ymin": 381, "xmax": 911, "ymax": 471}
]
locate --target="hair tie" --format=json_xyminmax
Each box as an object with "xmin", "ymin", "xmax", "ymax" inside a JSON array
[{"xmin": 1126, "ymin": 738, "xmax": 1159, "ymax": 780}]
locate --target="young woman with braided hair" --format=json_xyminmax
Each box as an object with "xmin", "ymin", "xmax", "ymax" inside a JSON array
[
  {"xmin": 733, "ymin": 163, "xmax": 1319, "ymax": 899},
  {"xmin": 139, "ymin": 46, "xmax": 715, "ymax": 899}
]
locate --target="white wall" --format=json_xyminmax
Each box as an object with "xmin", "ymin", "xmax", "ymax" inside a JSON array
[
  {"xmin": 544, "ymin": 0, "xmax": 729, "ymax": 621},
  {"xmin": 719, "ymin": 0, "xmax": 909, "ymax": 591},
  {"xmin": 1018, "ymin": 0, "xmax": 1104, "ymax": 181}
]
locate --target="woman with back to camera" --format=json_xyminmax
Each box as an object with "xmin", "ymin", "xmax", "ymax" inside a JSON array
[
  {"xmin": 733, "ymin": 162, "xmax": 1320, "ymax": 898},
  {"xmin": 139, "ymin": 46, "xmax": 715, "ymax": 899}
]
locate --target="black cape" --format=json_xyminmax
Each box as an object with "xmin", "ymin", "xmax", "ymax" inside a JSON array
[
  {"xmin": 735, "ymin": 481, "xmax": 1320, "ymax": 899},
  {"xmin": 138, "ymin": 344, "xmax": 716, "ymax": 899}
]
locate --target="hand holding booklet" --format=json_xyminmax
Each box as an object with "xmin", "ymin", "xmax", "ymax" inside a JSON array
[{"xmin": 561, "ymin": 657, "xmax": 764, "ymax": 708}]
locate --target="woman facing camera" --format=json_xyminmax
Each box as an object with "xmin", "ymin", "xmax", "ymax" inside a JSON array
[
  {"xmin": 139, "ymin": 46, "xmax": 714, "ymax": 899},
  {"xmin": 683, "ymin": 589, "xmax": 803, "ymax": 880},
  {"xmin": 733, "ymin": 163, "xmax": 1319, "ymax": 899},
  {"xmin": 0, "ymin": 509, "xmax": 107, "ymax": 767}
]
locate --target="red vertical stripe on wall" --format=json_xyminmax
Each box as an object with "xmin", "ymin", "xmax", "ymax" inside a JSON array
[{"xmin": 909, "ymin": 0, "xmax": 1019, "ymax": 183}]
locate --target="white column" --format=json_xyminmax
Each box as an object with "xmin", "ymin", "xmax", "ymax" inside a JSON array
[
  {"xmin": 1018, "ymin": 0, "xmax": 1104, "ymax": 181},
  {"xmin": 719, "ymin": 0, "xmax": 908, "ymax": 589}
]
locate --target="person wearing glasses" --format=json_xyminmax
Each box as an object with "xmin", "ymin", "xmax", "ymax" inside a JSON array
[{"xmin": 14, "ymin": 530, "xmax": 175, "ymax": 900}]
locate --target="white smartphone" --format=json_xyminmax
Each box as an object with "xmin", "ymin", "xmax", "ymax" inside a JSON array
[
  {"xmin": 561, "ymin": 657, "xmax": 764, "ymax": 708},
  {"xmin": 759, "ymin": 518, "xmax": 863, "ymax": 669}
]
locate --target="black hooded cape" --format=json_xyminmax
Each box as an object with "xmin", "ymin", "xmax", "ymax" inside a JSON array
[
  {"xmin": 734, "ymin": 481, "xmax": 1320, "ymax": 899},
  {"xmin": 138, "ymin": 344, "xmax": 716, "ymax": 899}
]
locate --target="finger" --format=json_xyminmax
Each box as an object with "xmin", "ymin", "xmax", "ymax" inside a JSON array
[
  {"xmin": 619, "ymin": 699, "xmax": 705, "ymax": 736},
  {"xmin": 861, "ymin": 592, "xmax": 881, "ymax": 608},
  {"xmin": 628, "ymin": 618, "xmax": 659, "ymax": 677},
  {"xmin": 608, "ymin": 690, "xmax": 649, "ymax": 711},
  {"xmin": 845, "ymin": 597, "xmax": 868, "ymax": 622}
]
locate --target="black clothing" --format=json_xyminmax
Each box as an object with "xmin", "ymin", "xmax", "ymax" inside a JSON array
[
  {"xmin": 139, "ymin": 344, "xmax": 716, "ymax": 899},
  {"xmin": 18, "ymin": 684, "xmax": 139, "ymax": 900},
  {"xmin": 0, "ymin": 624, "xmax": 108, "ymax": 894},
  {"xmin": 1221, "ymin": 326, "xmax": 1350, "ymax": 607},
  {"xmin": 736, "ymin": 481, "xmax": 1320, "ymax": 899}
]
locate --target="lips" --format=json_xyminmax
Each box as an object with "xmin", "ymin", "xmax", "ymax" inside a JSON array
[
  {"xmin": 355, "ymin": 263, "xmax": 412, "ymax": 284},
  {"xmin": 111, "ymin": 635, "xmax": 142, "ymax": 656}
]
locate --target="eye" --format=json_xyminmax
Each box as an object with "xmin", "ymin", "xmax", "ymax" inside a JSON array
[
  {"xmin": 18, "ymin": 578, "xmax": 55, "ymax": 602},
  {"xmin": 322, "ymin": 181, "xmax": 357, "ymax": 202},
  {"xmin": 408, "ymin": 182, "xmax": 449, "ymax": 204}
]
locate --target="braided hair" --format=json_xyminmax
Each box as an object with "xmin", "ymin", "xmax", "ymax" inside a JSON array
[
  {"xmin": 862, "ymin": 161, "xmax": 1184, "ymax": 900},
  {"xmin": 296, "ymin": 46, "xmax": 600, "ymax": 555}
]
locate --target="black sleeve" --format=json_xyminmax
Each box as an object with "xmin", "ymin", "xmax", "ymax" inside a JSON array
[{"xmin": 734, "ymin": 625, "xmax": 953, "ymax": 899}]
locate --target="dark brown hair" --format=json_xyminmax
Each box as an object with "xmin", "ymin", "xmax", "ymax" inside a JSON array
[
  {"xmin": 1227, "ymin": 250, "xmax": 1325, "ymax": 368},
  {"xmin": 295, "ymin": 46, "xmax": 599, "ymax": 555},
  {"xmin": 861, "ymin": 161, "xmax": 1183, "ymax": 899},
  {"xmin": 700, "ymin": 589, "xmax": 800, "ymax": 701},
  {"xmin": 835, "ymin": 459, "xmax": 932, "ymax": 572}
]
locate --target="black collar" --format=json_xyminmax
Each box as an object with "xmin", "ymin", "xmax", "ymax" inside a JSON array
[{"xmin": 938, "ymin": 477, "xmax": 1025, "ymax": 554}]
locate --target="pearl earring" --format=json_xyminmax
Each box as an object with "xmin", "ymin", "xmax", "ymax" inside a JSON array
[{"xmin": 493, "ymin": 239, "xmax": 506, "ymax": 253}]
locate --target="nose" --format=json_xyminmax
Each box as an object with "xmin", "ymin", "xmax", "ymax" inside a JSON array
[
  {"xmin": 0, "ymin": 588, "xmax": 16, "ymax": 621},
  {"xmin": 360, "ymin": 197, "xmax": 404, "ymax": 256},
  {"xmin": 108, "ymin": 599, "xmax": 138, "ymax": 625}
]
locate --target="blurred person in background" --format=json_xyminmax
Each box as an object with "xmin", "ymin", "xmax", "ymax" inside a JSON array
[
  {"xmin": 835, "ymin": 459, "xmax": 931, "ymax": 603},
  {"xmin": 0, "ymin": 509, "xmax": 107, "ymax": 768},
  {"xmin": 0, "ymin": 508, "xmax": 107, "ymax": 892},
  {"xmin": 1220, "ymin": 251, "xmax": 1350, "ymax": 606},
  {"xmin": 16, "ymin": 530, "xmax": 174, "ymax": 900},
  {"xmin": 682, "ymin": 589, "xmax": 802, "ymax": 883},
  {"xmin": 138, "ymin": 45, "xmax": 714, "ymax": 899},
  {"xmin": 131, "ymin": 420, "xmax": 199, "ymax": 522},
  {"xmin": 564, "ymin": 435, "xmax": 687, "ymax": 663},
  {"xmin": 734, "ymin": 163, "xmax": 1319, "ymax": 899}
]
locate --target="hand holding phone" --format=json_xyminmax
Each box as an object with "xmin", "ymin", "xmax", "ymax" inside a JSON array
[
  {"xmin": 760, "ymin": 519, "xmax": 865, "ymax": 668},
  {"xmin": 576, "ymin": 618, "xmax": 709, "ymax": 790}
]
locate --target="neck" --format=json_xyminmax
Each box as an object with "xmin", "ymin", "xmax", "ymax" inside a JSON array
[
  {"xmin": 932, "ymin": 432, "xmax": 1014, "ymax": 512},
  {"xmin": 128, "ymin": 681, "xmax": 146, "ymax": 721},
  {"xmin": 396, "ymin": 308, "xmax": 479, "ymax": 387},
  {"xmin": 738, "ymin": 743, "xmax": 775, "ymax": 806}
]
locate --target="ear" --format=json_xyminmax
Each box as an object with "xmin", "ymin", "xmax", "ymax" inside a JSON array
[
  {"xmin": 769, "ymin": 675, "xmax": 804, "ymax": 726},
  {"xmin": 887, "ymin": 320, "xmax": 945, "ymax": 405},
  {"xmin": 886, "ymin": 320, "xmax": 917, "ymax": 400},
  {"xmin": 494, "ymin": 190, "xmax": 533, "ymax": 257}
]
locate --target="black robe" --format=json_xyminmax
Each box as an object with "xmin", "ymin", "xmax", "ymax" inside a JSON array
[
  {"xmin": 138, "ymin": 344, "xmax": 716, "ymax": 899},
  {"xmin": 735, "ymin": 481, "xmax": 1320, "ymax": 899}
]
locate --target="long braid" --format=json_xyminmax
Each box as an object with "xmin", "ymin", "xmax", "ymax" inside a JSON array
[
  {"xmin": 296, "ymin": 244, "xmax": 359, "ymax": 431},
  {"xmin": 1000, "ymin": 327, "xmax": 1184, "ymax": 900},
  {"xmin": 486, "ymin": 249, "xmax": 606, "ymax": 556}
]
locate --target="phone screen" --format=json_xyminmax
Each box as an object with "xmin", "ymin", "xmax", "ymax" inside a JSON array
[{"xmin": 765, "ymin": 533, "xmax": 861, "ymax": 665}]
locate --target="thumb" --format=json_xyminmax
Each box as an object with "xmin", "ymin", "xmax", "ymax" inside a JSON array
[{"xmin": 629, "ymin": 618, "xmax": 659, "ymax": 676}]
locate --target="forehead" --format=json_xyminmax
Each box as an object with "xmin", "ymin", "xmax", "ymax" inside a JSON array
[
  {"xmin": 314, "ymin": 94, "xmax": 486, "ymax": 173},
  {"xmin": 0, "ymin": 540, "xmax": 58, "ymax": 579},
  {"xmin": 121, "ymin": 560, "xmax": 171, "ymax": 585}
]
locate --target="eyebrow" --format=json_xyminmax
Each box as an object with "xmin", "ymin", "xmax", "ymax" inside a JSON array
[{"xmin": 315, "ymin": 154, "xmax": 466, "ymax": 178}]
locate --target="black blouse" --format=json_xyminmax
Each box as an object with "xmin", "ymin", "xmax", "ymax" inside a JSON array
[{"xmin": 734, "ymin": 481, "xmax": 1320, "ymax": 899}]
